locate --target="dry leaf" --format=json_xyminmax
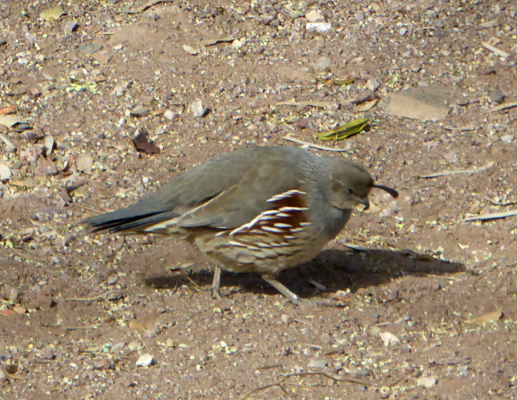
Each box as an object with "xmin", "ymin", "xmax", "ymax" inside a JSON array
[
  {"xmin": 40, "ymin": 6, "xmax": 66, "ymax": 21},
  {"xmin": 13, "ymin": 305, "xmax": 27, "ymax": 314},
  {"xmin": 0, "ymin": 105, "xmax": 15, "ymax": 115},
  {"xmin": 465, "ymin": 310, "xmax": 502, "ymax": 325},
  {"xmin": 129, "ymin": 320, "xmax": 149, "ymax": 331},
  {"xmin": 0, "ymin": 309, "xmax": 16, "ymax": 317},
  {"xmin": 133, "ymin": 130, "xmax": 161, "ymax": 155},
  {"xmin": 356, "ymin": 99, "xmax": 377, "ymax": 112}
]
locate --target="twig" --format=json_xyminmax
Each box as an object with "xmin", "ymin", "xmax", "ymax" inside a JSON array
[
  {"xmin": 489, "ymin": 101, "xmax": 517, "ymax": 113},
  {"xmin": 241, "ymin": 379, "xmax": 289, "ymax": 399},
  {"xmin": 281, "ymin": 372, "xmax": 371, "ymax": 386},
  {"xmin": 481, "ymin": 41, "xmax": 510, "ymax": 58},
  {"xmin": 257, "ymin": 364, "xmax": 282, "ymax": 370},
  {"xmin": 426, "ymin": 274, "xmax": 463, "ymax": 281},
  {"xmin": 64, "ymin": 290, "xmax": 120, "ymax": 302},
  {"xmin": 0, "ymin": 366, "xmax": 26, "ymax": 380},
  {"xmin": 241, "ymin": 372, "xmax": 371, "ymax": 399},
  {"xmin": 483, "ymin": 196, "xmax": 517, "ymax": 207},
  {"xmin": 462, "ymin": 209, "xmax": 517, "ymax": 222},
  {"xmin": 170, "ymin": 281, "xmax": 179, "ymax": 295},
  {"xmin": 65, "ymin": 325, "xmax": 99, "ymax": 331},
  {"xmin": 169, "ymin": 263, "xmax": 194, "ymax": 271},
  {"xmin": 282, "ymin": 135, "xmax": 349, "ymax": 152},
  {"xmin": 343, "ymin": 243, "xmax": 368, "ymax": 251},
  {"xmin": 298, "ymin": 343, "xmax": 322, "ymax": 349},
  {"xmin": 386, "ymin": 377, "xmax": 405, "ymax": 387},
  {"xmin": 185, "ymin": 276, "xmax": 201, "ymax": 291},
  {"xmin": 293, "ymin": 319, "xmax": 312, "ymax": 326},
  {"xmin": 418, "ymin": 161, "xmax": 494, "ymax": 179},
  {"xmin": 443, "ymin": 125, "xmax": 476, "ymax": 131}
]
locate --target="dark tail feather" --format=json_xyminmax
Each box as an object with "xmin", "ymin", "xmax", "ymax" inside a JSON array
[{"xmin": 84, "ymin": 209, "xmax": 179, "ymax": 234}]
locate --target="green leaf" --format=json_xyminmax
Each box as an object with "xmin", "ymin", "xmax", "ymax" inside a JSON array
[
  {"xmin": 40, "ymin": 6, "xmax": 66, "ymax": 21},
  {"xmin": 315, "ymin": 118, "xmax": 369, "ymax": 141}
]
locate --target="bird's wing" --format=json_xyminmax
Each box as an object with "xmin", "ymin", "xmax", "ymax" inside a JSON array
[
  {"xmin": 177, "ymin": 159, "xmax": 306, "ymax": 229},
  {"xmin": 85, "ymin": 147, "xmax": 306, "ymax": 233}
]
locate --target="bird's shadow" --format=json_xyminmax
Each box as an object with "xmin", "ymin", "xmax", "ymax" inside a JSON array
[{"xmin": 144, "ymin": 248, "xmax": 465, "ymax": 299}]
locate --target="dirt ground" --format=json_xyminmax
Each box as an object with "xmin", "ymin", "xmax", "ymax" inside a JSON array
[{"xmin": 1, "ymin": 0, "xmax": 517, "ymax": 399}]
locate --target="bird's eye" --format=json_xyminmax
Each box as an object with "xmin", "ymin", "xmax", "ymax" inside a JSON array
[{"xmin": 347, "ymin": 188, "xmax": 354, "ymax": 195}]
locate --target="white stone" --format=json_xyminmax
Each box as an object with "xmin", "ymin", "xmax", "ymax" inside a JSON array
[
  {"xmin": 136, "ymin": 354, "xmax": 155, "ymax": 367},
  {"xmin": 305, "ymin": 10, "xmax": 324, "ymax": 22},
  {"xmin": 306, "ymin": 22, "xmax": 332, "ymax": 33}
]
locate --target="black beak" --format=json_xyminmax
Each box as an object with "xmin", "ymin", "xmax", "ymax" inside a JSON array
[
  {"xmin": 359, "ymin": 197, "xmax": 370, "ymax": 209},
  {"xmin": 373, "ymin": 184, "xmax": 399, "ymax": 198}
]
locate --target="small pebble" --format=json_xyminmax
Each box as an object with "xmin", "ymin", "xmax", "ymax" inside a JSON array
[
  {"xmin": 111, "ymin": 342, "xmax": 125, "ymax": 352},
  {"xmin": 305, "ymin": 10, "xmax": 324, "ymax": 22},
  {"xmin": 164, "ymin": 110, "xmax": 175, "ymax": 120},
  {"xmin": 107, "ymin": 275, "xmax": 118, "ymax": 285},
  {"xmin": 410, "ymin": 63, "xmax": 422, "ymax": 72},
  {"xmin": 370, "ymin": 326, "xmax": 381, "ymax": 337},
  {"xmin": 0, "ymin": 163, "xmax": 11, "ymax": 180},
  {"xmin": 136, "ymin": 354, "xmax": 156, "ymax": 367},
  {"xmin": 128, "ymin": 341, "xmax": 140, "ymax": 351},
  {"xmin": 417, "ymin": 376, "xmax": 437, "ymax": 388},
  {"xmin": 130, "ymin": 106, "xmax": 150, "ymax": 118},
  {"xmin": 489, "ymin": 89, "xmax": 504, "ymax": 104},
  {"xmin": 501, "ymin": 135, "xmax": 514, "ymax": 143},
  {"xmin": 366, "ymin": 78, "xmax": 381, "ymax": 92},
  {"xmin": 355, "ymin": 369, "xmax": 370, "ymax": 377},
  {"xmin": 63, "ymin": 21, "xmax": 78, "ymax": 34},
  {"xmin": 37, "ymin": 347, "xmax": 56, "ymax": 360},
  {"xmin": 355, "ymin": 12, "xmax": 365, "ymax": 21},
  {"xmin": 191, "ymin": 100, "xmax": 208, "ymax": 117},
  {"xmin": 314, "ymin": 57, "xmax": 331, "ymax": 72},
  {"xmin": 306, "ymin": 22, "xmax": 332, "ymax": 33},
  {"xmin": 308, "ymin": 359, "xmax": 327, "ymax": 369}
]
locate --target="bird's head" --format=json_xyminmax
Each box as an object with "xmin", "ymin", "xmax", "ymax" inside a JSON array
[{"xmin": 325, "ymin": 160, "xmax": 398, "ymax": 210}]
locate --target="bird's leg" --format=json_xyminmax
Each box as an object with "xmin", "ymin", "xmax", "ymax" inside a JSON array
[
  {"xmin": 211, "ymin": 266, "xmax": 223, "ymax": 300},
  {"xmin": 261, "ymin": 274, "xmax": 300, "ymax": 303}
]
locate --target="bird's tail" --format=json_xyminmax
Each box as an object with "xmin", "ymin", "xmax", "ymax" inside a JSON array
[{"xmin": 84, "ymin": 206, "xmax": 179, "ymax": 234}]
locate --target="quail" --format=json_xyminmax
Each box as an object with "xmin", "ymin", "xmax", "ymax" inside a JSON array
[{"xmin": 85, "ymin": 146, "xmax": 398, "ymax": 302}]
